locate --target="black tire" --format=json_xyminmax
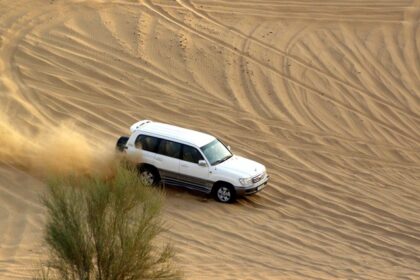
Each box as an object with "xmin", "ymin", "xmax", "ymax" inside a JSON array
[
  {"xmin": 213, "ymin": 183, "xmax": 236, "ymax": 203},
  {"xmin": 138, "ymin": 165, "xmax": 160, "ymax": 186},
  {"xmin": 116, "ymin": 136, "xmax": 129, "ymax": 152}
]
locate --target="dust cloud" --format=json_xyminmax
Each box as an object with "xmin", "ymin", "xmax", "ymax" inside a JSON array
[{"xmin": 0, "ymin": 113, "xmax": 119, "ymax": 178}]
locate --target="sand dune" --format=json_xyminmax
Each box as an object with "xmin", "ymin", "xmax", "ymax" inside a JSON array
[{"xmin": 0, "ymin": 0, "xmax": 419, "ymax": 279}]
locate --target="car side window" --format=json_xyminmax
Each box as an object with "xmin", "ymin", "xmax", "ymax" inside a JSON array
[
  {"xmin": 135, "ymin": 135, "xmax": 159, "ymax": 152},
  {"xmin": 157, "ymin": 139, "xmax": 181, "ymax": 158},
  {"xmin": 182, "ymin": 145, "xmax": 204, "ymax": 164}
]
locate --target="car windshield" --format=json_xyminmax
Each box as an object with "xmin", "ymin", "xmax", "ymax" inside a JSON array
[{"xmin": 200, "ymin": 139, "xmax": 232, "ymax": 165}]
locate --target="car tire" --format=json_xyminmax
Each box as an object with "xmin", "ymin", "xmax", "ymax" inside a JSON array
[
  {"xmin": 115, "ymin": 136, "xmax": 129, "ymax": 152},
  {"xmin": 138, "ymin": 166, "xmax": 160, "ymax": 186},
  {"xmin": 214, "ymin": 183, "xmax": 236, "ymax": 203}
]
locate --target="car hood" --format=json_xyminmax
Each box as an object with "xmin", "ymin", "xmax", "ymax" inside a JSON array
[{"xmin": 215, "ymin": 155, "xmax": 265, "ymax": 178}]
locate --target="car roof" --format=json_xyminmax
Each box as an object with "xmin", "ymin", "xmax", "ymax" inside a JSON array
[{"xmin": 135, "ymin": 121, "xmax": 215, "ymax": 148}]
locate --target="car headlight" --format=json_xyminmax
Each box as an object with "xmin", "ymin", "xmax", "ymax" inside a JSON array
[{"xmin": 239, "ymin": 177, "xmax": 253, "ymax": 186}]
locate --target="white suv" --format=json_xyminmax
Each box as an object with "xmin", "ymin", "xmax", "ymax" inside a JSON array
[{"xmin": 116, "ymin": 120, "xmax": 269, "ymax": 203}]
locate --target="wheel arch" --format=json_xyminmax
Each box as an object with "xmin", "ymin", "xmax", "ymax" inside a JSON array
[{"xmin": 211, "ymin": 180, "xmax": 235, "ymax": 195}]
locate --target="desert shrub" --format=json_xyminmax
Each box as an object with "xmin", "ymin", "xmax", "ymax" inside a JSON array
[{"xmin": 36, "ymin": 163, "xmax": 181, "ymax": 280}]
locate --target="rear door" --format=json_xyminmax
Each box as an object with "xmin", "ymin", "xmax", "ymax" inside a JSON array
[
  {"xmin": 131, "ymin": 134, "xmax": 159, "ymax": 164},
  {"xmin": 155, "ymin": 139, "xmax": 181, "ymax": 182},
  {"xmin": 179, "ymin": 144, "xmax": 212, "ymax": 193}
]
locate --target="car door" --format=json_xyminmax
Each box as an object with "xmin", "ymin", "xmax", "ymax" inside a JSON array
[
  {"xmin": 155, "ymin": 139, "xmax": 181, "ymax": 182},
  {"xmin": 179, "ymin": 144, "xmax": 212, "ymax": 193}
]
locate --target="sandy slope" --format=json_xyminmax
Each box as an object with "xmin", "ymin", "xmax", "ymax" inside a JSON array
[{"xmin": 0, "ymin": 0, "xmax": 419, "ymax": 279}]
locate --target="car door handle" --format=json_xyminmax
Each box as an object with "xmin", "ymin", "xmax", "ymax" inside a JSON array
[
  {"xmin": 156, "ymin": 157, "xmax": 163, "ymax": 162},
  {"xmin": 180, "ymin": 164, "xmax": 188, "ymax": 168}
]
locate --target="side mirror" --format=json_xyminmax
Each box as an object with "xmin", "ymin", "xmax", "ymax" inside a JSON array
[
  {"xmin": 198, "ymin": 160, "xmax": 207, "ymax": 167},
  {"xmin": 227, "ymin": 145, "xmax": 231, "ymax": 151}
]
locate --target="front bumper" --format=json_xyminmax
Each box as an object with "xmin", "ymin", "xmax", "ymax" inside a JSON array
[{"xmin": 234, "ymin": 176, "xmax": 269, "ymax": 196}]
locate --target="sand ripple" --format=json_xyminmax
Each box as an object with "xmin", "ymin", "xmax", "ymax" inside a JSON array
[{"xmin": 0, "ymin": 0, "xmax": 419, "ymax": 279}]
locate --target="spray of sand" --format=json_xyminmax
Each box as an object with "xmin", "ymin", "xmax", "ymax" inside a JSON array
[
  {"xmin": 0, "ymin": 113, "xmax": 119, "ymax": 178},
  {"xmin": 0, "ymin": 113, "xmax": 29, "ymax": 166}
]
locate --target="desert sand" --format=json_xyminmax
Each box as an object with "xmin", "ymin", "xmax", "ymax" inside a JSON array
[{"xmin": 1, "ymin": 0, "xmax": 420, "ymax": 279}]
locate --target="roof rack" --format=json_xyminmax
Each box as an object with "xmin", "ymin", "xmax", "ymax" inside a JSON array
[{"xmin": 130, "ymin": 120, "xmax": 152, "ymax": 133}]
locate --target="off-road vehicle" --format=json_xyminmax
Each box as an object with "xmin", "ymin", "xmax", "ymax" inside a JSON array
[{"xmin": 116, "ymin": 120, "xmax": 269, "ymax": 203}]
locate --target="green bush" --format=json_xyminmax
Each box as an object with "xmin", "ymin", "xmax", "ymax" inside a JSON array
[{"xmin": 36, "ymin": 164, "xmax": 181, "ymax": 280}]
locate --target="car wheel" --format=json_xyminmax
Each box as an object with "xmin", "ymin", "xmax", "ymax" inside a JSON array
[
  {"xmin": 214, "ymin": 184, "xmax": 236, "ymax": 203},
  {"xmin": 115, "ymin": 136, "xmax": 129, "ymax": 152},
  {"xmin": 138, "ymin": 166, "xmax": 159, "ymax": 186}
]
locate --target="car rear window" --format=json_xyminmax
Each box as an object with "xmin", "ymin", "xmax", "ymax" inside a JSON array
[
  {"xmin": 157, "ymin": 139, "xmax": 181, "ymax": 158},
  {"xmin": 135, "ymin": 135, "xmax": 159, "ymax": 152}
]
